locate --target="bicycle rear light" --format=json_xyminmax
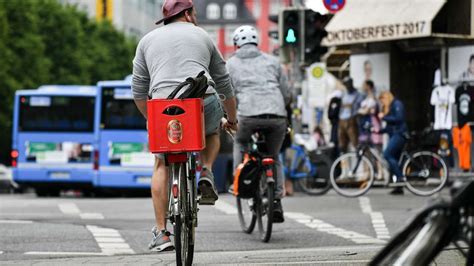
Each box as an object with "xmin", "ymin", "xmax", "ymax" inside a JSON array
[
  {"xmin": 262, "ymin": 158, "xmax": 274, "ymax": 166},
  {"xmin": 172, "ymin": 183, "xmax": 179, "ymax": 198},
  {"xmin": 266, "ymin": 169, "xmax": 273, "ymax": 177},
  {"xmin": 167, "ymin": 153, "xmax": 187, "ymax": 163},
  {"xmin": 11, "ymin": 149, "xmax": 18, "ymax": 168},
  {"xmin": 93, "ymin": 150, "xmax": 99, "ymax": 170}
]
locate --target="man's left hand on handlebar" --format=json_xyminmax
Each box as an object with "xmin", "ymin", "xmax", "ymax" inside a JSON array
[{"xmin": 221, "ymin": 117, "xmax": 238, "ymax": 132}]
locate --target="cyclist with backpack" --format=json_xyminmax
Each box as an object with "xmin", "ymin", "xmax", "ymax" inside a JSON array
[
  {"xmin": 131, "ymin": 0, "xmax": 238, "ymax": 252},
  {"xmin": 226, "ymin": 25, "xmax": 291, "ymax": 223}
]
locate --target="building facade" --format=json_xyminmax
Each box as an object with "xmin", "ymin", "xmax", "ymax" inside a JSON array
[{"xmin": 192, "ymin": 0, "xmax": 291, "ymax": 58}]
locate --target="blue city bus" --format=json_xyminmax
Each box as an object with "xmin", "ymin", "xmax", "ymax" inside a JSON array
[
  {"xmin": 94, "ymin": 79, "xmax": 153, "ymax": 190},
  {"xmin": 11, "ymin": 85, "xmax": 98, "ymax": 196}
]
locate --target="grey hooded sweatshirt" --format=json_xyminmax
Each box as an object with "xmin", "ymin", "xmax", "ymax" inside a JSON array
[{"xmin": 226, "ymin": 44, "xmax": 290, "ymax": 117}]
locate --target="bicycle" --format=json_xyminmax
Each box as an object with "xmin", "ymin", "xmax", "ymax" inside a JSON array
[
  {"xmin": 329, "ymin": 130, "xmax": 449, "ymax": 197},
  {"xmin": 370, "ymin": 179, "xmax": 474, "ymax": 265},
  {"xmin": 280, "ymin": 136, "xmax": 333, "ymax": 196},
  {"xmin": 232, "ymin": 129, "xmax": 276, "ymax": 242},
  {"xmin": 147, "ymin": 98, "xmax": 205, "ymax": 266}
]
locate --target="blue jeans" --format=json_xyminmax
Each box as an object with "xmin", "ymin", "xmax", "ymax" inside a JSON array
[
  {"xmin": 315, "ymin": 107, "xmax": 324, "ymax": 126},
  {"xmin": 384, "ymin": 133, "xmax": 406, "ymax": 180}
]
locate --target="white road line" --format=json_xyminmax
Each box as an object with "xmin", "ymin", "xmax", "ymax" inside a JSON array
[
  {"xmin": 0, "ymin": 220, "xmax": 33, "ymax": 224},
  {"xmin": 80, "ymin": 213, "xmax": 105, "ymax": 220},
  {"xmin": 214, "ymin": 200, "xmax": 385, "ymax": 244},
  {"xmin": 359, "ymin": 197, "xmax": 391, "ymax": 239},
  {"xmin": 213, "ymin": 199, "xmax": 238, "ymax": 215},
  {"xmin": 26, "ymin": 225, "xmax": 134, "ymax": 256},
  {"xmin": 87, "ymin": 225, "xmax": 135, "ymax": 255},
  {"xmin": 95, "ymin": 237, "xmax": 125, "ymax": 243},
  {"xmin": 58, "ymin": 203, "xmax": 105, "ymax": 220},
  {"xmin": 25, "ymin": 252, "xmax": 106, "ymax": 256},
  {"xmin": 58, "ymin": 203, "xmax": 80, "ymax": 215},
  {"xmin": 0, "ymin": 251, "xmax": 3, "ymax": 255},
  {"xmin": 251, "ymin": 260, "xmax": 371, "ymax": 265},
  {"xmin": 286, "ymin": 212, "xmax": 386, "ymax": 244}
]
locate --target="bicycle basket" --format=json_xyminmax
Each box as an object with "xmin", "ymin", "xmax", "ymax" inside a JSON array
[
  {"xmin": 147, "ymin": 98, "xmax": 205, "ymax": 153},
  {"xmin": 233, "ymin": 157, "xmax": 260, "ymax": 198}
]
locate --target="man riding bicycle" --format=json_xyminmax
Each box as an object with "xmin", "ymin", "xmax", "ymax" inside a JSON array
[
  {"xmin": 131, "ymin": 0, "xmax": 238, "ymax": 252},
  {"xmin": 226, "ymin": 25, "xmax": 291, "ymax": 223}
]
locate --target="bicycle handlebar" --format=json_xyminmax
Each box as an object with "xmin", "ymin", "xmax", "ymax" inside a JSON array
[{"xmin": 370, "ymin": 180, "xmax": 474, "ymax": 265}]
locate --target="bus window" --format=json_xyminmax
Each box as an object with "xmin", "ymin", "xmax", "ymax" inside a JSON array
[
  {"xmin": 19, "ymin": 96, "xmax": 95, "ymax": 132},
  {"xmin": 101, "ymin": 87, "xmax": 146, "ymax": 130}
]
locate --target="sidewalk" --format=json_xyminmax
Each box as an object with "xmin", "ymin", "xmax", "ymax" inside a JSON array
[{"xmin": 0, "ymin": 245, "xmax": 465, "ymax": 265}]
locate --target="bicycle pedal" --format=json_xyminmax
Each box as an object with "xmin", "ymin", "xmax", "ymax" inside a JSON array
[{"xmin": 198, "ymin": 196, "xmax": 216, "ymax": 205}]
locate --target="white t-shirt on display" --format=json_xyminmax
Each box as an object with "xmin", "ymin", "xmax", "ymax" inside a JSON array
[{"xmin": 430, "ymin": 85, "xmax": 455, "ymax": 130}]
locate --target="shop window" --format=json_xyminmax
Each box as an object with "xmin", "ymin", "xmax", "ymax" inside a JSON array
[
  {"xmin": 206, "ymin": 3, "xmax": 220, "ymax": 20},
  {"xmin": 223, "ymin": 3, "xmax": 237, "ymax": 19}
]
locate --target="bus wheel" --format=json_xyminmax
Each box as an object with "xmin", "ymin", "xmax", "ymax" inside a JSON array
[
  {"xmin": 35, "ymin": 188, "xmax": 60, "ymax": 197},
  {"xmin": 82, "ymin": 189, "xmax": 94, "ymax": 198},
  {"xmin": 35, "ymin": 188, "xmax": 49, "ymax": 197}
]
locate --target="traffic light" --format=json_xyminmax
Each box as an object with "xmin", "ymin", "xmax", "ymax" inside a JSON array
[
  {"xmin": 302, "ymin": 10, "xmax": 328, "ymax": 64},
  {"xmin": 280, "ymin": 9, "xmax": 300, "ymax": 47}
]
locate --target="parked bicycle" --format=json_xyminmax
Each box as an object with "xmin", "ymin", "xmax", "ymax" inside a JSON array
[
  {"xmin": 281, "ymin": 133, "xmax": 333, "ymax": 195},
  {"xmin": 370, "ymin": 179, "xmax": 474, "ymax": 265},
  {"xmin": 232, "ymin": 129, "xmax": 276, "ymax": 242},
  {"xmin": 329, "ymin": 129, "xmax": 448, "ymax": 197}
]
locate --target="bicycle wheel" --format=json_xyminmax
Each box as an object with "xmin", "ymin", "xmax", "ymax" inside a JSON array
[
  {"xmin": 237, "ymin": 196, "xmax": 257, "ymax": 233},
  {"xmin": 330, "ymin": 152, "xmax": 374, "ymax": 197},
  {"xmin": 297, "ymin": 155, "xmax": 332, "ymax": 195},
  {"xmin": 257, "ymin": 171, "xmax": 274, "ymax": 243},
  {"xmin": 403, "ymin": 151, "xmax": 448, "ymax": 196},
  {"xmin": 173, "ymin": 162, "xmax": 194, "ymax": 266},
  {"xmin": 186, "ymin": 155, "xmax": 197, "ymax": 265}
]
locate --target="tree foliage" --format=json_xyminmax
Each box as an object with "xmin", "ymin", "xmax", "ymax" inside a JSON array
[{"xmin": 0, "ymin": 0, "xmax": 137, "ymax": 165}]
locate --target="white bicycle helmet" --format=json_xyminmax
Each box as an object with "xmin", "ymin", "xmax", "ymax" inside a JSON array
[{"xmin": 232, "ymin": 25, "xmax": 259, "ymax": 47}]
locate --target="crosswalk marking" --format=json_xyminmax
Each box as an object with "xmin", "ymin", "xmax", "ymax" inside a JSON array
[
  {"xmin": 58, "ymin": 203, "xmax": 104, "ymax": 220},
  {"xmin": 87, "ymin": 225, "xmax": 134, "ymax": 255},
  {"xmin": 95, "ymin": 237, "xmax": 125, "ymax": 243},
  {"xmin": 359, "ymin": 197, "xmax": 391, "ymax": 239},
  {"xmin": 213, "ymin": 199, "xmax": 238, "ymax": 215},
  {"xmin": 58, "ymin": 203, "xmax": 80, "ymax": 215},
  {"xmin": 213, "ymin": 199, "xmax": 387, "ymax": 245},
  {"xmin": 25, "ymin": 225, "xmax": 134, "ymax": 256},
  {"xmin": 286, "ymin": 212, "xmax": 386, "ymax": 244}
]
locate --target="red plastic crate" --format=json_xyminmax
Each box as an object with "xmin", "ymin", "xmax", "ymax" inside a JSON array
[{"xmin": 147, "ymin": 98, "xmax": 205, "ymax": 153}]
